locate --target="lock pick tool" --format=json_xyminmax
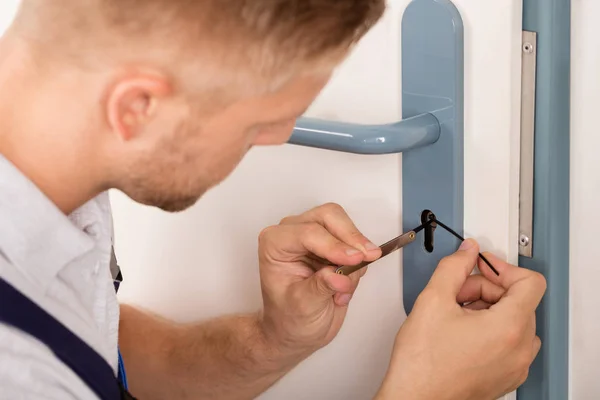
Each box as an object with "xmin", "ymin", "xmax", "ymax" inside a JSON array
[
  {"xmin": 334, "ymin": 220, "xmax": 433, "ymax": 276},
  {"xmin": 334, "ymin": 214, "xmax": 499, "ymax": 276}
]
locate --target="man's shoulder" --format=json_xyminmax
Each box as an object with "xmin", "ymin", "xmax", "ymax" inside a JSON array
[{"xmin": 0, "ymin": 188, "xmax": 121, "ymax": 374}]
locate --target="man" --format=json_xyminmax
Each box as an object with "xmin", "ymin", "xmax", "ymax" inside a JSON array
[{"xmin": 0, "ymin": 1, "xmax": 545, "ymax": 399}]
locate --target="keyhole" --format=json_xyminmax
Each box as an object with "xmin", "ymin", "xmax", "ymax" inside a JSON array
[{"xmin": 421, "ymin": 210, "xmax": 437, "ymax": 253}]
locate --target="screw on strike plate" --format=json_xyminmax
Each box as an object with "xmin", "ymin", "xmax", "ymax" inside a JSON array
[
  {"xmin": 523, "ymin": 42, "xmax": 534, "ymax": 54},
  {"xmin": 519, "ymin": 234, "xmax": 530, "ymax": 247}
]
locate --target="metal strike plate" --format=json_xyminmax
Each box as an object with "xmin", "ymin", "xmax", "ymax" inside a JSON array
[
  {"xmin": 401, "ymin": 0, "xmax": 464, "ymax": 314},
  {"xmin": 519, "ymin": 31, "xmax": 537, "ymax": 258}
]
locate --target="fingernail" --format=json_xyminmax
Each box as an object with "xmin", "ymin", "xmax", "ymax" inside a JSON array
[
  {"xmin": 459, "ymin": 239, "xmax": 474, "ymax": 251},
  {"xmin": 346, "ymin": 248, "xmax": 361, "ymax": 256},
  {"xmin": 338, "ymin": 293, "xmax": 352, "ymax": 306},
  {"xmin": 365, "ymin": 242, "xmax": 379, "ymax": 251}
]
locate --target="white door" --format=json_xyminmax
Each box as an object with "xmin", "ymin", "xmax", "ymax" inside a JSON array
[{"xmin": 112, "ymin": 1, "xmax": 523, "ymax": 399}]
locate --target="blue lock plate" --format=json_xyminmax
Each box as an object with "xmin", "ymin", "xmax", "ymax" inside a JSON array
[{"xmin": 401, "ymin": 0, "xmax": 464, "ymax": 314}]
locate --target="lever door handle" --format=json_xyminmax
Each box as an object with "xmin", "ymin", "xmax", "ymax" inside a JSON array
[{"xmin": 289, "ymin": 113, "xmax": 440, "ymax": 155}]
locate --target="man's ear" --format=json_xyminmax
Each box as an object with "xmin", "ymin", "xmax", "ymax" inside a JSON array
[{"xmin": 106, "ymin": 73, "xmax": 172, "ymax": 141}]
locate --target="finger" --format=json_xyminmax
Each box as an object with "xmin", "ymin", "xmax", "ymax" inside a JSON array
[
  {"xmin": 525, "ymin": 314, "xmax": 538, "ymax": 351},
  {"xmin": 456, "ymin": 274, "xmax": 506, "ymax": 304},
  {"xmin": 532, "ymin": 336, "xmax": 542, "ymax": 362},
  {"xmin": 426, "ymin": 239, "xmax": 480, "ymax": 298},
  {"xmin": 519, "ymin": 313, "xmax": 537, "ymax": 349},
  {"xmin": 334, "ymin": 276, "xmax": 360, "ymax": 306},
  {"xmin": 305, "ymin": 255, "xmax": 370, "ymax": 278},
  {"xmin": 259, "ymin": 223, "xmax": 366, "ymax": 267},
  {"xmin": 479, "ymin": 253, "xmax": 547, "ymax": 314},
  {"xmin": 333, "ymin": 292, "xmax": 353, "ymax": 307},
  {"xmin": 280, "ymin": 203, "xmax": 381, "ymax": 260},
  {"xmin": 358, "ymin": 266, "xmax": 369, "ymax": 278},
  {"xmin": 299, "ymin": 266, "xmax": 353, "ymax": 304},
  {"xmin": 462, "ymin": 300, "xmax": 492, "ymax": 310},
  {"xmin": 333, "ymin": 265, "xmax": 364, "ymax": 304}
]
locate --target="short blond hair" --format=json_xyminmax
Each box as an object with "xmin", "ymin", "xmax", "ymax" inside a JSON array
[{"xmin": 14, "ymin": 0, "xmax": 385, "ymax": 98}]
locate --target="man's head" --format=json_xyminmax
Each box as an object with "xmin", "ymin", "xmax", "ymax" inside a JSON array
[{"xmin": 3, "ymin": 0, "xmax": 385, "ymax": 212}]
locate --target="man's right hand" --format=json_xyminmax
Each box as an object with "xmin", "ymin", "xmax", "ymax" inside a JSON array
[{"xmin": 376, "ymin": 239, "xmax": 546, "ymax": 400}]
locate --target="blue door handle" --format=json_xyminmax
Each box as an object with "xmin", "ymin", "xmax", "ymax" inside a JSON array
[{"xmin": 289, "ymin": 113, "xmax": 441, "ymax": 155}]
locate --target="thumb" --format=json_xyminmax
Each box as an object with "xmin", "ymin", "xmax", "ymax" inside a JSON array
[
  {"xmin": 303, "ymin": 267, "xmax": 352, "ymax": 302},
  {"xmin": 426, "ymin": 239, "xmax": 480, "ymax": 298}
]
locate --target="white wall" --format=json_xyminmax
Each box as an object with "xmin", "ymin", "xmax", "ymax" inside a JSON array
[
  {"xmin": 0, "ymin": 1, "xmax": 19, "ymax": 35},
  {"xmin": 570, "ymin": 1, "xmax": 600, "ymax": 398},
  {"xmin": 112, "ymin": 1, "xmax": 523, "ymax": 399}
]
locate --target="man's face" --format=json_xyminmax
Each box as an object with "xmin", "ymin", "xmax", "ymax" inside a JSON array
[{"xmin": 120, "ymin": 73, "xmax": 331, "ymax": 212}]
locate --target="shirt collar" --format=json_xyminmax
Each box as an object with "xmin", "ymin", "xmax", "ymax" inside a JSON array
[{"xmin": 0, "ymin": 154, "xmax": 95, "ymax": 291}]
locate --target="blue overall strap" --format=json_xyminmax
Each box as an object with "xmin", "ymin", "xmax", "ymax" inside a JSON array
[
  {"xmin": 0, "ymin": 277, "xmax": 123, "ymax": 400},
  {"xmin": 111, "ymin": 246, "xmax": 128, "ymax": 392}
]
